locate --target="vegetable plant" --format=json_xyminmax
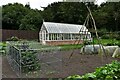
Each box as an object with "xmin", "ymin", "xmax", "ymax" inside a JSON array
[
  {"xmin": 21, "ymin": 50, "xmax": 40, "ymax": 73},
  {"xmin": 66, "ymin": 61, "xmax": 120, "ymax": 80}
]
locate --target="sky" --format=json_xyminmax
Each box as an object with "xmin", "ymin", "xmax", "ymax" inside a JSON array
[{"xmin": 0, "ymin": 0, "xmax": 106, "ymax": 10}]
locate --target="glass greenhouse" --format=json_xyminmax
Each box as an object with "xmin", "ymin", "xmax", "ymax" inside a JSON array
[{"xmin": 39, "ymin": 22, "xmax": 92, "ymax": 45}]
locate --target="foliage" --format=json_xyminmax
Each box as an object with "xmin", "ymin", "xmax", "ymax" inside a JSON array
[
  {"xmin": 7, "ymin": 41, "xmax": 41, "ymax": 73},
  {"xmin": 101, "ymin": 32, "xmax": 120, "ymax": 40},
  {"xmin": 42, "ymin": 2, "xmax": 89, "ymax": 24},
  {"xmin": 0, "ymin": 42, "xmax": 6, "ymax": 55},
  {"xmin": 93, "ymin": 39, "xmax": 120, "ymax": 46},
  {"xmin": 83, "ymin": 40, "xmax": 92, "ymax": 45},
  {"xmin": 2, "ymin": 2, "xmax": 120, "ymax": 31},
  {"xmin": 7, "ymin": 36, "xmax": 19, "ymax": 41},
  {"xmin": 19, "ymin": 9, "xmax": 42, "ymax": 30},
  {"xmin": 21, "ymin": 50, "xmax": 40, "ymax": 72},
  {"xmin": 93, "ymin": 2, "xmax": 120, "ymax": 31},
  {"xmin": 66, "ymin": 60, "xmax": 120, "ymax": 80},
  {"xmin": 2, "ymin": 3, "xmax": 42, "ymax": 30}
]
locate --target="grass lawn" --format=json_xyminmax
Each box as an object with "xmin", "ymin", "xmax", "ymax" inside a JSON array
[
  {"xmin": 57, "ymin": 39, "xmax": 120, "ymax": 50},
  {"xmin": 58, "ymin": 44, "xmax": 83, "ymax": 50},
  {"xmin": 1, "ymin": 38, "xmax": 120, "ymax": 53}
]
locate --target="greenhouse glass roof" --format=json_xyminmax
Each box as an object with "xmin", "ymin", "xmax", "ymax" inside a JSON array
[{"xmin": 43, "ymin": 22, "xmax": 89, "ymax": 34}]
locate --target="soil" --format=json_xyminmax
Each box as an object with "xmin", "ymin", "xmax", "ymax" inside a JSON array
[{"xmin": 2, "ymin": 49, "xmax": 120, "ymax": 78}]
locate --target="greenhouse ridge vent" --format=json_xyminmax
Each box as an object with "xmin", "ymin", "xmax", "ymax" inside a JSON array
[{"xmin": 39, "ymin": 22, "xmax": 92, "ymax": 45}]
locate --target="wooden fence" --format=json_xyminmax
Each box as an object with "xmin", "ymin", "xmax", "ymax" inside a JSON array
[{"xmin": 1, "ymin": 29, "xmax": 39, "ymax": 41}]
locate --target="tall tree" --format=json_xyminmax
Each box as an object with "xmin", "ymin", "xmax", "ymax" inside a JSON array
[
  {"xmin": 19, "ymin": 9, "xmax": 42, "ymax": 30},
  {"xmin": 42, "ymin": 2, "xmax": 89, "ymax": 24},
  {"xmin": 93, "ymin": 2, "xmax": 120, "ymax": 31},
  {"xmin": 2, "ymin": 3, "xmax": 43, "ymax": 30}
]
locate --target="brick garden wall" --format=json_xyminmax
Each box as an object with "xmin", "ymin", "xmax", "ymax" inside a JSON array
[
  {"xmin": 45, "ymin": 40, "xmax": 83, "ymax": 45},
  {"xmin": 1, "ymin": 29, "xmax": 39, "ymax": 41},
  {"xmin": 1, "ymin": 29, "xmax": 84, "ymax": 45}
]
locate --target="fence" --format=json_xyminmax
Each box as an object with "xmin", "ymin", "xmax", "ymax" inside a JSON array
[
  {"xmin": 1, "ymin": 29, "xmax": 39, "ymax": 41},
  {"xmin": 6, "ymin": 41, "xmax": 62, "ymax": 78}
]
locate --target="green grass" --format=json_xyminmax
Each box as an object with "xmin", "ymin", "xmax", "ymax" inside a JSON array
[
  {"xmin": 58, "ymin": 44, "xmax": 83, "ymax": 50},
  {"xmin": 57, "ymin": 39, "xmax": 120, "ymax": 50},
  {"xmin": 3, "ymin": 39, "xmax": 120, "ymax": 53}
]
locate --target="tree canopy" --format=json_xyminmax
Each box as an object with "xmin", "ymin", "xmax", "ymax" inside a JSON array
[
  {"xmin": 2, "ymin": 2, "xmax": 120, "ymax": 31},
  {"xmin": 2, "ymin": 3, "xmax": 42, "ymax": 30}
]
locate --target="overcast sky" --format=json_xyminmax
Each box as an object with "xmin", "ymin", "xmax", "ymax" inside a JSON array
[{"xmin": 0, "ymin": 0, "xmax": 106, "ymax": 10}]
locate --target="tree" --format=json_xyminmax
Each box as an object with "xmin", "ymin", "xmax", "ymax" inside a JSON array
[
  {"xmin": 2, "ymin": 2, "xmax": 120, "ymax": 31},
  {"xmin": 2, "ymin": 3, "xmax": 43, "ymax": 30},
  {"xmin": 2, "ymin": 3, "xmax": 28, "ymax": 29},
  {"xmin": 42, "ymin": 2, "xmax": 89, "ymax": 24},
  {"xmin": 19, "ymin": 9, "xmax": 42, "ymax": 30},
  {"xmin": 93, "ymin": 2, "xmax": 120, "ymax": 31}
]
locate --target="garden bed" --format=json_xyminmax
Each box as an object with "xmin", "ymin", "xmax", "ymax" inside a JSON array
[{"xmin": 2, "ymin": 49, "xmax": 120, "ymax": 78}]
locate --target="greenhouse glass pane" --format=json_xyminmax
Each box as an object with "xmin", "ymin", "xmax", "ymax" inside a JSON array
[{"xmin": 43, "ymin": 22, "xmax": 90, "ymax": 34}]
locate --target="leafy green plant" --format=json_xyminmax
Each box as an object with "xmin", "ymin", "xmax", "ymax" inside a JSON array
[
  {"xmin": 66, "ymin": 75, "xmax": 82, "ymax": 80},
  {"xmin": 101, "ymin": 34, "xmax": 110, "ymax": 39},
  {"xmin": 16, "ymin": 42, "xmax": 29, "ymax": 50},
  {"xmin": 7, "ymin": 36, "xmax": 19, "ymax": 41},
  {"xmin": 93, "ymin": 39, "xmax": 120, "ymax": 46},
  {"xmin": 0, "ymin": 42, "xmax": 7, "ymax": 55},
  {"xmin": 83, "ymin": 40, "xmax": 92, "ymax": 45},
  {"xmin": 66, "ymin": 61, "xmax": 120, "ymax": 80},
  {"xmin": 94, "ymin": 61, "xmax": 120, "ymax": 80},
  {"xmin": 21, "ymin": 51, "xmax": 40, "ymax": 73}
]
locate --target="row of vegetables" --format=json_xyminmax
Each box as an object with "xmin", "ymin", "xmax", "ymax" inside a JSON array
[
  {"xmin": 66, "ymin": 61, "xmax": 120, "ymax": 80},
  {"xmin": 12, "ymin": 42, "xmax": 41, "ymax": 73},
  {"xmin": 21, "ymin": 51, "xmax": 40, "ymax": 73}
]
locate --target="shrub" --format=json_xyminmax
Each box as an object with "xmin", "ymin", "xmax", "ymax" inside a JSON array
[
  {"xmin": 101, "ymin": 33, "xmax": 119, "ymax": 40},
  {"xmin": 101, "ymin": 34, "xmax": 110, "ymax": 39},
  {"xmin": 7, "ymin": 36, "xmax": 19, "ymax": 41}
]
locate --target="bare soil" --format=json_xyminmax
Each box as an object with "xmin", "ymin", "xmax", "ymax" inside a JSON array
[{"xmin": 2, "ymin": 49, "xmax": 120, "ymax": 78}]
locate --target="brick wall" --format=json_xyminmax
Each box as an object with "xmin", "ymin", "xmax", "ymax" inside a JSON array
[
  {"xmin": 1, "ymin": 29, "xmax": 39, "ymax": 41},
  {"xmin": 45, "ymin": 40, "xmax": 83, "ymax": 45}
]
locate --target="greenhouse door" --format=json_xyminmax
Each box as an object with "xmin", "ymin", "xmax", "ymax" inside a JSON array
[{"xmin": 42, "ymin": 30, "xmax": 46, "ymax": 44}]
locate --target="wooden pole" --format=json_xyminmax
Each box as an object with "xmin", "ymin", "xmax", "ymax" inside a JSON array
[
  {"xmin": 86, "ymin": 5, "xmax": 107, "ymax": 58},
  {"xmin": 86, "ymin": 6, "xmax": 99, "ymax": 39}
]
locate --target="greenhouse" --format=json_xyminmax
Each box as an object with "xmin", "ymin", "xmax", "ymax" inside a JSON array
[{"xmin": 39, "ymin": 22, "xmax": 92, "ymax": 45}]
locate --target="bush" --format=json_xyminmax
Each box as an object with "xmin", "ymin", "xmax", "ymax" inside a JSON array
[
  {"xmin": 101, "ymin": 33, "xmax": 120, "ymax": 40},
  {"xmin": 101, "ymin": 34, "xmax": 110, "ymax": 39},
  {"xmin": 7, "ymin": 36, "xmax": 19, "ymax": 41},
  {"xmin": 116, "ymin": 37, "xmax": 120, "ymax": 40}
]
